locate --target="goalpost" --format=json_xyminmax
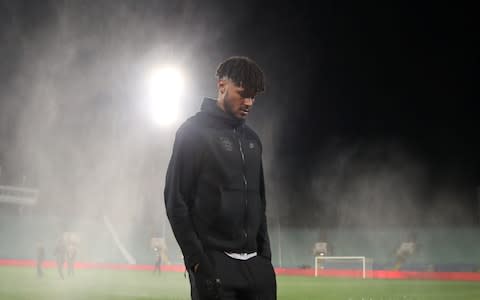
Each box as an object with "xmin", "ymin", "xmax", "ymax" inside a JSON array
[{"xmin": 314, "ymin": 256, "xmax": 367, "ymax": 279}]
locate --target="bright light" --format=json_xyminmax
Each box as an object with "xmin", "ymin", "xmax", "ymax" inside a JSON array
[{"xmin": 147, "ymin": 66, "xmax": 185, "ymax": 126}]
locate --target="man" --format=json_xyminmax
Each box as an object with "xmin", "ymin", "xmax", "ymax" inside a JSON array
[
  {"xmin": 153, "ymin": 247, "xmax": 162, "ymax": 275},
  {"xmin": 53, "ymin": 238, "xmax": 66, "ymax": 279},
  {"xmin": 66, "ymin": 243, "xmax": 77, "ymax": 276},
  {"xmin": 36, "ymin": 242, "xmax": 45, "ymax": 278},
  {"xmin": 165, "ymin": 56, "xmax": 276, "ymax": 300},
  {"xmin": 393, "ymin": 232, "xmax": 417, "ymax": 270}
]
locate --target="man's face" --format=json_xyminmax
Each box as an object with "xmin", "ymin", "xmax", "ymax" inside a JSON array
[{"xmin": 218, "ymin": 79, "xmax": 255, "ymax": 120}]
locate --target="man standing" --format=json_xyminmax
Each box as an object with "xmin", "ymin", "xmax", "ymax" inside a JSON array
[
  {"xmin": 36, "ymin": 242, "xmax": 45, "ymax": 278},
  {"xmin": 165, "ymin": 56, "xmax": 276, "ymax": 300},
  {"xmin": 66, "ymin": 243, "xmax": 77, "ymax": 276},
  {"xmin": 153, "ymin": 247, "xmax": 162, "ymax": 275},
  {"xmin": 53, "ymin": 239, "xmax": 66, "ymax": 279}
]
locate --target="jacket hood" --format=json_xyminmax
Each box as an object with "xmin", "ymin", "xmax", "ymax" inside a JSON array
[{"xmin": 199, "ymin": 97, "xmax": 245, "ymax": 128}]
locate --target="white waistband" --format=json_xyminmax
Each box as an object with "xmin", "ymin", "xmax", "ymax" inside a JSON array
[{"xmin": 224, "ymin": 251, "xmax": 257, "ymax": 260}]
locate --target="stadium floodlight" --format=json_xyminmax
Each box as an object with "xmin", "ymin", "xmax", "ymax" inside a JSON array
[{"xmin": 146, "ymin": 66, "xmax": 185, "ymax": 127}]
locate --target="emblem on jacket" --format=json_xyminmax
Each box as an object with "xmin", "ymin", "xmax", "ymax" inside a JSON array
[
  {"xmin": 249, "ymin": 141, "xmax": 255, "ymax": 149},
  {"xmin": 219, "ymin": 137, "xmax": 233, "ymax": 151}
]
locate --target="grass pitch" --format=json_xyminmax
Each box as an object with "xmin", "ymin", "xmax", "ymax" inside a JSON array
[{"xmin": 1, "ymin": 266, "xmax": 480, "ymax": 300}]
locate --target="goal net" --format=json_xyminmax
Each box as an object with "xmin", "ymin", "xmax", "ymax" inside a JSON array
[{"xmin": 314, "ymin": 256, "xmax": 372, "ymax": 279}]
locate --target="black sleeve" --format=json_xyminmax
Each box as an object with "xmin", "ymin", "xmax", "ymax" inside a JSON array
[
  {"xmin": 164, "ymin": 124, "xmax": 206, "ymax": 270},
  {"xmin": 256, "ymin": 161, "xmax": 272, "ymax": 260}
]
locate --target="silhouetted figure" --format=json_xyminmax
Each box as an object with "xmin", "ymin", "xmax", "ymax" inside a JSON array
[
  {"xmin": 153, "ymin": 247, "xmax": 162, "ymax": 275},
  {"xmin": 393, "ymin": 232, "xmax": 417, "ymax": 270},
  {"xmin": 66, "ymin": 243, "xmax": 77, "ymax": 276},
  {"xmin": 36, "ymin": 243, "xmax": 45, "ymax": 278},
  {"xmin": 54, "ymin": 240, "xmax": 66, "ymax": 279}
]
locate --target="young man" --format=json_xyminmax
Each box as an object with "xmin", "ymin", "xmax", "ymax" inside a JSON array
[
  {"xmin": 165, "ymin": 56, "xmax": 276, "ymax": 300},
  {"xmin": 53, "ymin": 239, "xmax": 66, "ymax": 279}
]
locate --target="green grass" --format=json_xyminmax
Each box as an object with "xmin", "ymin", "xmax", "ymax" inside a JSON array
[{"xmin": 1, "ymin": 266, "xmax": 480, "ymax": 299}]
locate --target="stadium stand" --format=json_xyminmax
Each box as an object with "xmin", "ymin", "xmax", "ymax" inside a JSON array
[{"xmin": 1, "ymin": 213, "xmax": 479, "ymax": 272}]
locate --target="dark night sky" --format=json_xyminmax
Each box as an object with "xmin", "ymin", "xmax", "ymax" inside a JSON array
[
  {"xmin": 243, "ymin": 2, "xmax": 477, "ymax": 159},
  {"xmin": 0, "ymin": 0, "xmax": 478, "ymax": 226}
]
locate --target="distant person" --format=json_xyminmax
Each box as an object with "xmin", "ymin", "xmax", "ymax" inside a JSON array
[
  {"xmin": 165, "ymin": 56, "xmax": 276, "ymax": 299},
  {"xmin": 36, "ymin": 243, "xmax": 45, "ymax": 278},
  {"xmin": 54, "ymin": 239, "xmax": 66, "ymax": 279},
  {"xmin": 153, "ymin": 247, "xmax": 162, "ymax": 275},
  {"xmin": 393, "ymin": 232, "xmax": 417, "ymax": 270},
  {"xmin": 66, "ymin": 243, "xmax": 77, "ymax": 276}
]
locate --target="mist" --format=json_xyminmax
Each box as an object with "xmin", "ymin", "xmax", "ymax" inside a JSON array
[
  {"xmin": 0, "ymin": 0, "xmax": 478, "ymax": 272},
  {"xmin": 2, "ymin": 1, "xmax": 213, "ymax": 218},
  {"xmin": 267, "ymin": 136, "xmax": 477, "ymax": 228}
]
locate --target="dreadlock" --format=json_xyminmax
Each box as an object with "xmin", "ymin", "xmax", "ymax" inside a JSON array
[{"xmin": 215, "ymin": 56, "xmax": 265, "ymax": 97}]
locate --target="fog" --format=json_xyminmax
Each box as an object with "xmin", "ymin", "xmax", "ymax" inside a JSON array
[
  {"xmin": 0, "ymin": 0, "xmax": 291, "ymax": 264},
  {"xmin": 266, "ymin": 136, "xmax": 477, "ymax": 227},
  {"xmin": 0, "ymin": 1, "xmax": 478, "ymax": 268},
  {"xmin": 1, "ymin": 1, "xmax": 223, "ymax": 220}
]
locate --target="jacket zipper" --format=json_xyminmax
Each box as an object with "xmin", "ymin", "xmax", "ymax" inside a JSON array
[{"xmin": 234, "ymin": 127, "xmax": 248, "ymax": 240}]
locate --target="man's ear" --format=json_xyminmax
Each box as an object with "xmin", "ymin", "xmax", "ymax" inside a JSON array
[{"xmin": 217, "ymin": 79, "xmax": 227, "ymax": 95}]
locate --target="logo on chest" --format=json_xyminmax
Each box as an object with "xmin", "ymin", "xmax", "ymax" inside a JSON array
[{"xmin": 218, "ymin": 137, "xmax": 234, "ymax": 152}]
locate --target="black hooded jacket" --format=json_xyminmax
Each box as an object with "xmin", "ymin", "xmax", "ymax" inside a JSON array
[{"xmin": 164, "ymin": 97, "xmax": 271, "ymax": 271}]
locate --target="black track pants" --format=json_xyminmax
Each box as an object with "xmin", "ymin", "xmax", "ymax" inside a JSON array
[{"xmin": 188, "ymin": 250, "xmax": 276, "ymax": 300}]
